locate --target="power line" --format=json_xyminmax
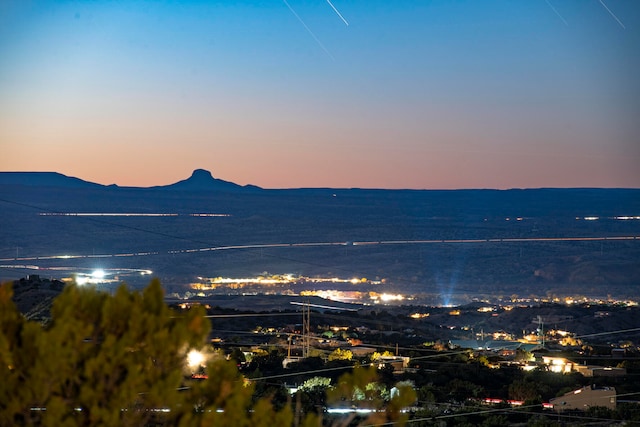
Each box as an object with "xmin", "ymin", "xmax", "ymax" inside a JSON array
[
  {"xmin": 364, "ymin": 391, "xmax": 640, "ymax": 427},
  {"xmin": 203, "ymin": 313, "xmax": 301, "ymax": 318},
  {"xmin": 248, "ymin": 349, "xmax": 472, "ymax": 383},
  {"xmin": 574, "ymin": 327, "xmax": 640, "ymax": 339}
]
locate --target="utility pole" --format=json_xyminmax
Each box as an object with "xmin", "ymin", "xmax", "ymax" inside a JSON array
[{"xmin": 302, "ymin": 301, "xmax": 310, "ymax": 358}]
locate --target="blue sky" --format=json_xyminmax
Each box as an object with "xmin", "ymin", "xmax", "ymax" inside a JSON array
[{"xmin": 1, "ymin": 0, "xmax": 638, "ymax": 188}]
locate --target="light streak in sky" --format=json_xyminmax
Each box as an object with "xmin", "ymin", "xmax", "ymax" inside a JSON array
[
  {"xmin": 326, "ymin": 0, "xmax": 349, "ymax": 26},
  {"xmin": 544, "ymin": 0, "xmax": 568, "ymax": 26},
  {"xmin": 282, "ymin": 0, "xmax": 335, "ymax": 60},
  {"xmin": 598, "ymin": 0, "xmax": 626, "ymax": 29}
]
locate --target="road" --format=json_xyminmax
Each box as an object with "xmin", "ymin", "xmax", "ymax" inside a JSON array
[{"xmin": 1, "ymin": 235, "xmax": 638, "ymax": 262}]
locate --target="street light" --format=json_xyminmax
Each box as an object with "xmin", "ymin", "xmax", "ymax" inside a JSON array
[{"xmin": 187, "ymin": 349, "xmax": 205, "ymax": 369}]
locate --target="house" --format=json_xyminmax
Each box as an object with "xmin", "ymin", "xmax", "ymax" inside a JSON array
[
  {"xmin": 541, "ymin": 357, "xmax": 627, "ymax": 377},
  {"xmin": 542, "ymin": 356, "xmax": 574, "ymax": 374},
  {"xmin": 350, "ymin": 346, "xmax": 376, "ymax": 357},
  {"xmin": 574, "ymin": 365, "xmax": 626, "ymax": 377},
  {"xmin": 549, "ymin": 385, "xmax": 616, "ymax": 411},
  {"xmin": 377, "ymin": 356, "xmax": 410, "ymax": 374}
]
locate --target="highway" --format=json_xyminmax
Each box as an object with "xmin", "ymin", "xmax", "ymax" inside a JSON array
[{"xmin": 1, "ymin": 235, "xmax": 638, "ymax": 263}]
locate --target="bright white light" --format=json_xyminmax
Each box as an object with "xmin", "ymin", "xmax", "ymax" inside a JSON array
[
  {"xmin": 379, "ymin": 293, "xmax": 404, "ymax": 302},
  {"xmin": 187, "ymin": 349, "xmax": 205, "ymax": 368},
  {"xmin": 76, "ymin": 276, "xmax": 88, "ymax": 285},
  {"xmin": 91, "ymin": 269, "xmax": 105, "ymax": 279}
]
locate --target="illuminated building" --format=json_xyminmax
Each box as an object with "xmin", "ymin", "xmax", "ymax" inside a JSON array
[{"xmin": 549, "ymin": 385, "xmax": 616, "ymax": 411}]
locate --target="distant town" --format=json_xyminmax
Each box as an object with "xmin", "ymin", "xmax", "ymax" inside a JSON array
[{"xmin": 9, "ymin": 272, "xmax": 640, "ymax": 424}]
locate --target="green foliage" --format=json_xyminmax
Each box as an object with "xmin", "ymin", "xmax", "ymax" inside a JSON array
[
  {"xmin": 508, "ymin": 379, "xmax": 546, "ymax": 402},
  {"xmin": 295, "ymin": 377, "xmax": 332, "ymax": 416},
  {"xmin": 371, "ymin": 350, "xmax": 394, "ymax": 361},
  {"xmin": 300, "ymin": 377, "xmax": 331, "ymax": 391},
  {"xmin": 328, "ymin": 348, "xmax": 353, "ymax": 361},
  {"xmin": 616, "ymin": 402, "xmax": 640, "ymax": 422},
  {"xmin": 480, "ymin": 414, "xmax": 509, "ymax": 427},
  {"xmin": 0, "ymin": 280, "xmax": 291, "ymax": 426},
  {"xmin": 229, "ymin": 347, "xmax": 246, "ymax": 364},
  {"xmin": 476, "ymin": 355, "xmax": 490, "ymax": 367},
  {"xmin": 526, "ymin": 415, "xmax": 561, "ymax": 427},
  {"xmin": 180, "ymin": 360, "xmax": 293, "ymax": 427},
  {"xmin": 248, "ymin": 349, "xmax": 284, "ymax": 373},
  {"xmin": 326, "ymin": 366, "xmax": 416, "ymax": 426},
  {"xmin": 446, "ymin": 378, "xmax": 484, "ymax": 402}
]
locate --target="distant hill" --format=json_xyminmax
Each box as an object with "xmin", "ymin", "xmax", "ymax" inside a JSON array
[
  {"xmin": 149, "ymin": 169, "xmax": 261, "ymax": 192},
  {"xmin": 0, "ymin": 169, "xmax": 261, "ymax": 192},
  {"xmin": 0, "ymin": 172, "xmax": 104, "ymax": 189}
]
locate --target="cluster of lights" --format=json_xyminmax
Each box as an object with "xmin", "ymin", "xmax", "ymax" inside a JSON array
[
  {"xmin": 76, "ymin": 269, "xmax": 108, "ymax": 285},
  {"xmin": 501, "ymin": 295, "xmax": 638, "ymax": 307},
  {"xmin": 299, "ymin": 290, "xmax": 363, "ymax": 302},
  {"xmin": 575, "ymin": 215, "xmax": 640, "ymax": 221},
  {"xmin": 73, "ymin": 268, "xmax": 152, "ymax": 285},
  {"xmin": 373, "ymin": 293, "xmax": 405, "ymax": 302},
  {"xmin": 191, "ymin": 274, "xmax": 381, "ymax": 291},
  {"xmin": 409, "ymin": 313, "xmax": 430, "ymax": 319},
  {"xmin": 192, "ymin": 274, "xmax": 297, "ymax": 290}
]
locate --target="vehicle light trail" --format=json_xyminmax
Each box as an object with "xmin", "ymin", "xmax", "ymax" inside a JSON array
[
  {"xmin": 1, "ymin": 235, "xmax": 637, "ymax": 263},
  {"xmin": 39, "ymin": 213, "xmax": 230, "ymax": 217}
]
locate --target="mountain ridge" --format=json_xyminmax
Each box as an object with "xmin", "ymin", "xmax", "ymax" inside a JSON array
[
  {"xmin": 1, "ymin": 170, "xmax": 639, "ymax": 192},
  {"xmin": 0, "ymin": 169, "xmax": 261, "ymax": 192},
  {"xmin": 0, "ymin": 172, "xmax": 104, "ymax": 189},
  {"xmin": 149, "ymin": 169, "xmax": 261, "ymax": 192}
]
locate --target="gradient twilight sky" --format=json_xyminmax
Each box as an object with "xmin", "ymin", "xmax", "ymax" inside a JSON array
[{"xmin": 1, "ymin": 1, "xmax": 639, "ymax": 189}]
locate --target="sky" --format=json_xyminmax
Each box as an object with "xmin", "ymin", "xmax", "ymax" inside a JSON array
[{"xmin": 1, "ymin": 0, "xmax": 639, "ymax": 189}]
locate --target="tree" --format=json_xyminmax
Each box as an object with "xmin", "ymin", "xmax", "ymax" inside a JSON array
[
  {"xmin": 300, "ymin": 376, "xmax": 331, "ymax": 391},
  {"xmin": 229, "ymin": 347, "xmax": 247, "ymax": 365},
  {"xmin": 371, "ymin": 350, "xmax": 394, "ymax": 361},
  {"xmin": 0, "ymin": 280, "xmax": 290, "ymax": 427},
  {"xmin": 328, "ymin": 348, "xmax": 353, "ymax": 361},
  {"xmin": 509, "ymin": 379, "xmax": 544, "ymax": 402},
  {"xmin": 327, "ymin": 366, "xmax": 416, "ymax": 426},
  {"xmin": 296, "ymin": 377, "xmax": 332, "ymax": 415}
]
